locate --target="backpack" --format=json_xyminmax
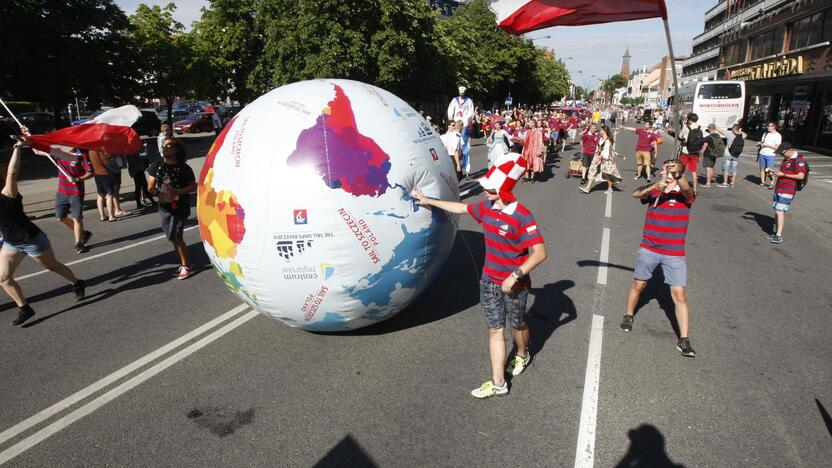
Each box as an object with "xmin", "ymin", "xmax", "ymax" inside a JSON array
[
  {"xmin": 728, "ymin": 134, "xmax": 744, "ymax": 157},
  {"xmin": 709, "ymin": 134, "xmax": 725, "ymax": 159},
  {"xmin": 796, "ymin": 156, "xmax": 810, "ymax": 191},
  {"xmin": 685, "ymin": 126, "xmax": 704, "ymax": 153}
]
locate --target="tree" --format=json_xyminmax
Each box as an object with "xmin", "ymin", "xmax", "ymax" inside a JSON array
[
  {"xmin": 602, "ymin": 74, "xmax": 628, "ymax": 95},
  {"xmin": 128, "ymin": 3, "xmax": 208, "ymax": 126},
  {"xmin": 534, "ymin": 56, "xmax": 570, "ymax": 103},
  {"xmin": 0, "ymin": 0, "xmax": 135, "ymax": 124},
  {"xmin": 190, "ymin": 0, "xmax": 262, "ymax": 104}
]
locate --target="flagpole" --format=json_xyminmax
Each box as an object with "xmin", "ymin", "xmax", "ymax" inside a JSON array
[
  {"xmin": 0, "ymin": 97, "xmax": 73, "ymax": 180},
  {"xmin": 662, "ymin": 17, "xmax": 681, "ymax": 158}
]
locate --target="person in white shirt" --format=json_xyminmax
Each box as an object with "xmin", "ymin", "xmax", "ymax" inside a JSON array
[
  {"xmin": 757, "ymin": 122, "xmax": 782, "ymax": 188},
  {"xmin": 447, "ymin": 86, "xmax": 474, "ymax": 177},
  {"xmin": 441, "ymin": 120, "xmax": 463, "ymax": 180}
]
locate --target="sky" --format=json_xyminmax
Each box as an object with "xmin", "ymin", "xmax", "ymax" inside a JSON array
[{"xmin": 115, "ymin": 0, "xmax": 715, "ymax": 91}]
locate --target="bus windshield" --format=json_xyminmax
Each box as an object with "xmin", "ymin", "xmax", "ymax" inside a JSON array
[{"xmin": 698, "ymin": 83, "xmax": 742, "ymax": 100}]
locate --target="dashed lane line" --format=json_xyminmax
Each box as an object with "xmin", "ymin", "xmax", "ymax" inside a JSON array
[
  {"xmin": 574, "ymin": 314, "xmax": 605, "ymax": 468},
  {"xmin": 15, "ymin": 225, "xmax": 199, "ymax": 281},
  {"xmin": 0, "ymin": 303, "xmax": 249, "ymax": 451}
]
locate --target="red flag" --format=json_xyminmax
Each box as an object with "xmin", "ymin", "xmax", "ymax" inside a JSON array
[
  {"xmin": 27, "ymin": 105, "xmax": 143, "ymax": 155},
  {"xmin": 490, "ymin": 0, "xmax": 668, "ymax": 34}
]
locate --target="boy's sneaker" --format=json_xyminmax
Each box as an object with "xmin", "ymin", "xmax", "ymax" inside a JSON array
[
  {"xmin": 676, "ymin": 338, "xmax": 696, "ymax": 358},
  {"xmin": 81, "ymin": 230, "xmax": 92, "ymax": 245},
  {"xmin": 177, "ymin": 265, "xmax": 192, "ymax": 280},
  {"xmin": 74, "ymin": 243, "xmax": 88, "ymax": 254},
  {"xmin": 770, "ymin": 235, "xmax": 784, "ymax": 244},
  {"xmin": 73, "ymin": 280, "xmax": 86, "ymax": 302},
  {"xmin": 470, "ymin": 380, "xmax": 508, "ymax": 399},
  {"xmin": 646, "ymin": 177, "xmax": 652, "ymax": 182},
  {"xmin": 508, "ymin": 353, "xmax": 531, "ymax": 376},
  {"xmin": 12, "ymin": 306, "xmax": 35, "ymax": 326},
  {"xmin": 620, "ymin": 314, "xmax": 633, "ymax": 332},
  {"xmin": 718, "ymin": 183, "xmax": 728, "ymax": 188}
]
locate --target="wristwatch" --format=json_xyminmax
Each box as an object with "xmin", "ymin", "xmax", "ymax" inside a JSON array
[{"xmin": 512, "ymin": 268, "xmax": 525, "ymax": 280}]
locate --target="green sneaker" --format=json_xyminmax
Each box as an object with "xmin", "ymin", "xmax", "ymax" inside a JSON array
[
  {"xmin": 508, "ymin": 353, "xmax": 531, "ymax": 376},
  {"xmin": 470, "ymin": 380, "xmax": 508, "ymax": 399}
]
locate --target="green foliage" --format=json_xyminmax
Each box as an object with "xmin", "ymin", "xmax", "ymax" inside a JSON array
[
  {"xmin": 0, "ymin": 0, "xmax": 133, "ymax": 121},
  {"xmin": 620, "ymin": 96, "xmax": 645, "ymax": 106},
  {"xmin": 127, "ymin": 3, "xmax": 209, "ymax": 124},
  {"xmin": 603, "ymin": 74, "xmax": 628, "ymax": 94}
]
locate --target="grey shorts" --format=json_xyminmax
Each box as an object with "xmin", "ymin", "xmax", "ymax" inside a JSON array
[
  {"xmin": 633, "ymin": 247, "xmax": 687, "ymax": 287},
  {"xmin": 702, "ymin": 156, "xmax": 716, "ymax": 168},
  {"xmin": 55, "ymin": 192, "xmax": 83, "ymax": 220},
  {"xmin": 160, "ymin": 209, "xmax": 189, "ymax": 241},
  {"xmin": 480, "ymin": 279, "xmax": 529, "ymax": 330}
]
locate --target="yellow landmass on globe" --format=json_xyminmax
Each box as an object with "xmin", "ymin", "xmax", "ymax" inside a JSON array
[{"xmin": 198, "ymin": 168, "xmax": 247, "ymax": 259}]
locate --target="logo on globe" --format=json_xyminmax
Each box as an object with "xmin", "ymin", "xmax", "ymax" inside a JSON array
[
  {"xmin": 276, "ymin": 239, "xmax": 313, "ymax": 261},
  {"xmin": 293, "ymin": 209, "xmax": 308, "ymax": 225},
  {"xmin": 429, "ymin": 147, "xmax": 440, "ymax": 163}
]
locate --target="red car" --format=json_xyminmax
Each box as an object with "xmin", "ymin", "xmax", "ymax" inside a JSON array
[{"xmin": 173, "ymin": 113, "xmax": 213, "ymax": 134}]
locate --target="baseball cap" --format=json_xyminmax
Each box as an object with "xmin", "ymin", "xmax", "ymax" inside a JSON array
[
  {"xmin": 776, "ymin": 142, "xmax": 793, "ymax": 154},
  {"xmin": 707, "ymin": 123, "xmax": 716, "ymax": 130}
]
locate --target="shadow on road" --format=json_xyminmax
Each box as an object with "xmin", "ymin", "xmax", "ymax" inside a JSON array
[
  {"xmin": 577, "ymin": 259, "xmax": 634, "ymax": 272},
  {"xmin": 10, "ymin": 241, "xmax": 210, "ymax": 326},
  {"xmin": 345, "ymin": 230, "xmax": 484, "ymax": 336},
  {"xmin": 314, "ymin": 434, "xmax": 377, "ymax": 468},
  {"xmin": 614, "ymin": 424, "xmax": 685, "ymax": 468},
  {"xmin": 816, "ymin": 398, "xmax": 832, "ymax": 438},
  {"xmin": 527, "ymin": 279, "xmax": 578, "ymax": 356},
  {"xmin": 633, "ymin": 269, "xmax": 680, "ymax": 339},
  {"xmin": 742, "ymin": 211, "xmax": 774, "ymax": 235}
]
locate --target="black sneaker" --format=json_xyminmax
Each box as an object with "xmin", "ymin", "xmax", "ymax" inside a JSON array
[
  {"xmin": 81, "ymin": 230, "xmax": 92, "ymax": 245},
  {"xmin": 73, "ymin": 280, "xmax": 86, "ymax": 302},
  {"xmin": 12, "ymin": 306, "xmax": 35, "ymax": 326},
  {"xmin": 75, "ymin": 243, "xmax": 89, "ymax": 254},
  {"xmin": 620, "ymin": 314, "xmax": 633, "ymax": 332},
  {"xmin": 677, "ymin": 338, "xmax": 696, "ymax": 358}
]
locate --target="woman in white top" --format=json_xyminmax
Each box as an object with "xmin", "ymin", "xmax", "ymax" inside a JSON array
[
  {"xmin": 580, "ymin": 125, "xmax": 622, "ymax": 194},
  {"xmin": 758, "ymin": 121, "xmax": 782, "ymax": 188}
]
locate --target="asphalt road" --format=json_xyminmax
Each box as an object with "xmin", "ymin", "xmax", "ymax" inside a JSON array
[{"xmin": 0, "ymin": 128, "xmax": 830, "ymax": 467}]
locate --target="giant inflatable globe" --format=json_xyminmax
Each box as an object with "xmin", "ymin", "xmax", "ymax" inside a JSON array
[{"xmin": 197, "ymin": 79, "xmax": 459, "ymax": 331}]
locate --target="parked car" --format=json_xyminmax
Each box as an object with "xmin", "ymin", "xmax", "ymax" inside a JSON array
[
  {"xmin": 18, "ymin": 112, "xmax": 69, "ymax": 134},
  {"xmin": 132, "ymin": 109, "xmax": 162, "ymax": 137},
  {"xmin": 173, "ymin": 113, "xmax": 213, "ymax": 134},
  {"xmin": 216, "ymin": 106, "xmax": 243, "ymax": 125},
  {"xmin": 158, "ymin": 109, "xmax": 190, "ymax": 123}
]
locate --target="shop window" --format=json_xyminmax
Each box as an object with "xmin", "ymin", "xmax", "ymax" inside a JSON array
[
  {"xmin": 751, "ymin": 28, "xmax": 781, "ymax": 60},
  {"xmin": 777, "ymin": 95, "xmax": 794, "ymax": 132},
  {"xmin": 821, "ymin": 93, "xmax": 832, "ymax": 138}
]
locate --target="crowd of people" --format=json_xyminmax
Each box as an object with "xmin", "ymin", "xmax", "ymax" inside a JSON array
[{"xmin": 427, "ymin": 87, "xmax": 809, "ymax": 398}]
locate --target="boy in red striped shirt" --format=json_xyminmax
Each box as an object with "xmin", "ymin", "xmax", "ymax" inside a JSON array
[
  {"xmin": 412, "ymin": 152, "xmax": 548, "ymax": 398},
  {"xmin": 621, "ymin": 159, "xmax": 697, "ymax": 357},
  {"xmin": 769, "ymin": 142, "xmax": 807, "ymax": 244}
]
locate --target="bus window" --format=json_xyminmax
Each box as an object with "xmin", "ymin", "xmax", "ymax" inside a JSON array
[{"xmin": 698, "ymin": 83, "xmax": 743, "ymax": 100}]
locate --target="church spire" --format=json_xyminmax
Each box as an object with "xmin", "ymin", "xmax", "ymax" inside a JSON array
[{"xmin": 621, "ymin": 46, "xmax": 631, "ymax": 79}]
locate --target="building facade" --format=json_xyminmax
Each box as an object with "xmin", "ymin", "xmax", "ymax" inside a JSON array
[{"xmin": 717, "ymin": 0, "xmax": 832, "ymax": 152}]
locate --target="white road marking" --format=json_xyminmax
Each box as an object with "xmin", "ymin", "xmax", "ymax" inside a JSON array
[
  {"xmin": 805, "ymin": 164, "xmax": 832, "ymax": 167},
  {"xmin": 574, "ymin": 314, "xmax": 605, "ymax": 468},
  {"xmin": 596, "ymin": 228, "xmax": 610, "ymax": 285},
  {"xmin": 0, "ymin": 303, "xmax": 248, "ymax": 449},
  {"xmin": 16, "ymin": 225, "xmax": 199, "ymax": 281},
  {"xmin": 0, "ymin": 308, "xmax": 259, "ymax": 464},
  {"xmin": 604, "ymin": 191, "xmax": 612, "ymax": 218}
]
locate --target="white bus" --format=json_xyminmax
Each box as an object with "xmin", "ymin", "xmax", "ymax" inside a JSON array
[{"xmin": 672, "ymin": 80, "xmax": 746, "ymax": 128}]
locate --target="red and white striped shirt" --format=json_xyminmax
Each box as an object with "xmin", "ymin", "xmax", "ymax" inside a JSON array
[
  {"xmin": 468, "ymin": 199, "xmax": 544, "ymax": 286},
  {"xmin": 640, "ymin": 188, "xmax": 694, "ymax": 257}
]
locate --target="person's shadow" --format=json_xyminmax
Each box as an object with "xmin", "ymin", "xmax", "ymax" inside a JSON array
[
  {"xmin": 615, "ymin": 424, "xmax": 685, "ymax": 468},
  {"xmin": 632, "ymin": 270, "xmax": 680, "ymax": 339},
  {"xmin": 742, "ymin": 211, "xmax": 774, "ymax": 236},
  {"xmin": 526, "ymin": 280, "xmax": 578, "ymax": 356}
]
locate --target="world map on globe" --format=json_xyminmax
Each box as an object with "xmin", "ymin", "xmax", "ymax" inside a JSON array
[{"xmin": 197, "ymin": 80, "xmax": 458, "ymax": 331}]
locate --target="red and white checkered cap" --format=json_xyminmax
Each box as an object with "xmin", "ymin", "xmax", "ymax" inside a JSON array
[{"xmin": 478, "ymin": 152, "xmax": 526, "ymax": 203}]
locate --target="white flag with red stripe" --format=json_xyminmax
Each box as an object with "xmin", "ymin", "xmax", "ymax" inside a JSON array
[{"xmin": 27, "ymin": 105, "xmax": 143, "ymax": 155}]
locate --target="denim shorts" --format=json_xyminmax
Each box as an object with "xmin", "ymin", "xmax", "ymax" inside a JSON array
[
  {"xmin": 773, "ymin": 192, "xmax": 793, "ymax": 212},
  {"xmin": 479, "ymin": 279, "xmax": 529, "ymax": 330},
  {"xmin": 723, "ymin": 156, "xmax": 738, "ymax": 174},
  {"xmin": 55, "ymin": 192, "xmax": 84, "ymax": 220},
  {"xmin": 633, "ymin": 247, "xmax": 687, "ymax": 287},
  {"xmin": 1, "ymin": 231, "xmax": 51, "ymax": 257},
  {"xmin": 758, "ymin": 153, "xmax": 775, "ymax": 169}
]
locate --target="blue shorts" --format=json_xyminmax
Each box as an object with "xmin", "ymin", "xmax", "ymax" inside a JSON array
[
  {"xmin": 773, "ymin": 192, "xmax": 793, "ymax": 212},
  {"xmin": 758, "ymin": 153, "xmax": 775, "ymax": 169},
  {"xmin": 1, "ymin": 231, "xmax": 51, "ymax": 257},
  {"xmin": 479, "ymin": 279, "xmax": 529, "ymax": 330},
  {"xmin": 633, "ymin": 247, "xmax": 687, "ymax": 288},
  {"xmin": 723, "ymin": 156, "xmax": 738, "ymax": 174}
]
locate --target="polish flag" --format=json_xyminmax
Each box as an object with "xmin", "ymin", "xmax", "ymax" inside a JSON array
[
  {"xmin": 489, "ymin": 0, "xmax": 667, "ymax": 34},
  {"xmin": 27, "ymin": 105, "xmax": 143, "ymax": 155}
]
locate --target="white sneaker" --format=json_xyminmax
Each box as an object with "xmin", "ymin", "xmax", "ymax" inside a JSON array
[{"xmin": 508, "ymin": 353, "xmax": 532, "ymax": 376}]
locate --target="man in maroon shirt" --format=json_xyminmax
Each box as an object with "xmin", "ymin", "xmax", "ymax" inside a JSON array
[
  {"xmin": 580, "ymin": 122, "xmax": 600, "ymax": 184},
  {"xmin": 412, "ymin": 152, "xmax": 548, "ymax": 399},
  {"xmin": 769, "ymin": 142, "xmax": 807, "ymax": 244}
]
